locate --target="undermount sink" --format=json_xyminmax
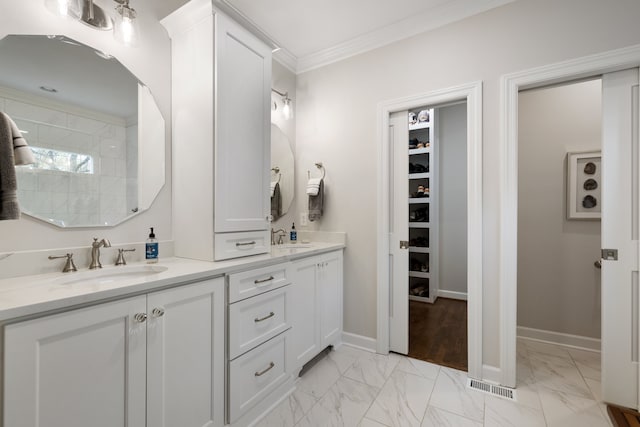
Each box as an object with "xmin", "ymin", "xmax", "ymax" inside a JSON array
[
  {"xmin": 274, "ymin": 243, "xmax": 312, "ymax": 249},
  {"xmin": 53, "ymin": 265, "xmax": 168, "ymax": 286}
]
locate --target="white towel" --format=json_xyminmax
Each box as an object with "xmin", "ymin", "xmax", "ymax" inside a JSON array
[
  {"xmin": 306, "ymin": 178, "xmax": 322, "ymax": 196},
  {"xmin": 270, "ymin": 181, "xmax": 278, "ymax": 197}
]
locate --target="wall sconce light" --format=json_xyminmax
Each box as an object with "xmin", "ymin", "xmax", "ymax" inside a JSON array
[
  {"xmin": 272, "ymin": 88, "xmax": 293, "ymax": 120},
  {"xmin": 45, "ymin": 0, "xmax": 139, "ymax": 47}
]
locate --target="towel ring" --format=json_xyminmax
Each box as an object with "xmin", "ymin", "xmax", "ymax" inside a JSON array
[
  {"xmin": 271, "ymin": 167, "xmax": 282, "ymax": 184},
  {"xmin": 308, "ymin": 162, "xmax": 326, "ymax": 180}
]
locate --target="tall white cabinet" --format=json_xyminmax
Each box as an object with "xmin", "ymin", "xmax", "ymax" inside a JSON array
[{"xmin": 162, "ymin": 0, "xmax": 272, "ymax": 261}]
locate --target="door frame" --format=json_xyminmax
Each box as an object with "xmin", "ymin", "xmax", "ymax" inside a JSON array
[
  {"xmin": 376, "ymin": 81, "xmax": 484, "ymax": 380},
  {"xmin": 499, "ymin": 44, "xmax": 640, "ymax": 388}
]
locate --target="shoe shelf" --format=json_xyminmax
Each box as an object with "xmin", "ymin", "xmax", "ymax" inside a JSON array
[
  {"xmin": 409, "ymin": 172, "xmax": 430, "ymax": 179},
  {"xmin": 409, "ymin": 121, "xmax": 432, "ymax": 131},
  {"xmin": 409, "ymin": 246, "xmax": 430, "ymax": 253},
  {"xmin": 407, "ymin": 107, "xmax": 437, "ymax": 304},
  {"xmin": 409, "ymin": 222, "xmax": 430, "ymax": 228}
]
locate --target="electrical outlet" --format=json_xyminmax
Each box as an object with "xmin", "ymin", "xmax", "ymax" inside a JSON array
[{"xmin": 301, "ymin": 212, "xmax": 309, "ymax": 226}]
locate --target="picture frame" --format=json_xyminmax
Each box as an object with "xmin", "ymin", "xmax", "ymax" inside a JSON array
[{"xmin": 567, "ymin": 151, "xmax": 601, "ymax": 220}]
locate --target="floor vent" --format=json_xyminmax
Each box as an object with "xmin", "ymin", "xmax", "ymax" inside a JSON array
[{"xmin": 467, "ymin": 379, "xmax": 517, "ymax": 401}]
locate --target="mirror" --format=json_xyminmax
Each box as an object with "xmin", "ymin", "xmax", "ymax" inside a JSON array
[
  {"xmin": 0, "ymin": 34, "xmax": 165, "ymax": 227},
  {"xmin": 270, "ymin": 124, "xmax": 294, "ymax": 219}
]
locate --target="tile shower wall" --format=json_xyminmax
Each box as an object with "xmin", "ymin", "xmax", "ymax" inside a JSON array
[{"xmin": 1, "ymin": 95, "xmax": 138, "ymax": 227}]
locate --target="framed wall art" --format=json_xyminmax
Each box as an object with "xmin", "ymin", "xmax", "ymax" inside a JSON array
[{"xmin": 567, "ymin": 151, "xmax": 601, "ymax": 220}]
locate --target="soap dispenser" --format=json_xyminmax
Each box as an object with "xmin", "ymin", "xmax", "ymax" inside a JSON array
[
  {"xmin": 146, "ymin": 227, "xmax": 158, "ymax": 263},
  {"xmin": 290, "ymin": 222, "xmax": 297, "ymax": 244}
]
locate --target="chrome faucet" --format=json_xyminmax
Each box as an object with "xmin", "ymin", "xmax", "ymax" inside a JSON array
[
  {"xmin": 271, "ymin": 228, "xmax": 286, "ymax": 245},
  {"xmin": 90, "ymin": 238, "xmax": 111, "ymax": 269}
]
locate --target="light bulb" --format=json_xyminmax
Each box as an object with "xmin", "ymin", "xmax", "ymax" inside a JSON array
[{"xmin": 114, "ymin": 3, "xmax": 139, "ymax": 47}]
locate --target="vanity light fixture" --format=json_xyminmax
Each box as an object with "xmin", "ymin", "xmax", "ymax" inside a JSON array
[
  {"xmin": 272, "ymin": 88, "xmax": 293, "ymax": 120},
  {"xmin": 44, "ymin": 0, "xmax": 139, "ymax": 47}
]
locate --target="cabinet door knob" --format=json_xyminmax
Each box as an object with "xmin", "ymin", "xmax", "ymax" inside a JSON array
[
  {"xmin": 134, "ymin": 313, "xmax": 147, "ymax": 323},
  {"xmin": 152, "ymin": 307, "xmax": 165, "ymax": 318},
  {"xmin": 254, "ymin": 362, "xmax": 275, "ymax": 377}
]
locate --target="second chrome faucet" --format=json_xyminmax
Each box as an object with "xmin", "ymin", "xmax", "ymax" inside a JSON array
[{"xmin": 90, "ymin": 238, "xmax": 111, "ymax": 269}]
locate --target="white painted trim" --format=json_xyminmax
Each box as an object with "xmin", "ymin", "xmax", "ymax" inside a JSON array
[
  {"xmin": 499, "ymin": 43, "xmax": 640, "ymax": 388},
  {"xmin": 517, "ymin": 327, "xmax": 601, "ymax": 352},
  {"xmin": 273, "ymin": 49, "xmax": 298, "ymax": 74},
  {"xmin": 377, "ymin": 81, "xmax": 483, "ymax": 380},
  {"xmin": 341, "ymin": 332, "xmax": 377, "ymax": 353},
  {"xmin": 438, "ymin": 290, "xmax": 468, "ymax": 301},
  {"xmin": 295, "ymin": 0, "xmax": 514, "ymax": 74},
  {"xmin": 482, "ymin": 364, "xmax": 502, "ymax": 385}
]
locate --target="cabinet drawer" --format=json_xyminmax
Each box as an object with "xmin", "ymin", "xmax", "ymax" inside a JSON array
[
  {"xmin": 229, "ymin": 287, "xmax": 290, "ymax": 360},
  {"xmin": 228, "ymin": 333, "xmax": 288, "ymax": 423},
  {"xmin": 214, "ymin": 230, "xmax": 269, "ymax": 261},
  {"xmin": 228, "ymin": 262, "xmax": 291, "ymax": 303}
]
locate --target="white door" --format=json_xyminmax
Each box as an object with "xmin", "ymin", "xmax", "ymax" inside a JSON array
[
  {"xmin": 319, "ymin": 251, "xmax": 344, "ymax": 347},
  {"xmin": 146, "ymin": 278, "xmax": 225, "ymax": 427},
  {"xmin": 389, "ymin": 111, "xmax": 410, "ymax": 354},
  {"xmin": 215, "ymin": 13, "xmax": 272, "ymax": 233},
  {"xmin": 4, "ymin": 296, "xmax": 147, "ymax": 427},
  {"xmin": 290, "ymin": 257, "xmax": 321, "ymax": 370},
  {"xmin": 601, "ymin": 68, "xmax": 640, "ymax": 409}
]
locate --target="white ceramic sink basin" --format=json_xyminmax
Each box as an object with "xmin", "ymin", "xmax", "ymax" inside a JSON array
[{"xmin": 54, "ymin": 265, "xmax": 168, "ymax": 286}]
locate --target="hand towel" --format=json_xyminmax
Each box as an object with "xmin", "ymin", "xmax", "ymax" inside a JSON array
[
  {"xmin": 308, "ymin": 179, "xmax": 324, "ymax": 222},
  {"xmin": 306, "ymin": 177, "xmax": 322, "ymax": 196},
  {"xmin": 0, "ymin": 112, "xmax": 34, "ymax": 220},
  {"xmin": 271, "ymin": 182, "xmax": 282, "ymax": 220}
]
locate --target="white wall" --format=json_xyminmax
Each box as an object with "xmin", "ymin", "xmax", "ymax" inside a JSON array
[
  {"xmin": 518, "ymin": 80, "xmax": 602, "ymax": 339},
  {"xmin": 438, "ymin": 103, "xmax": 467, "ymax": 295},
  {"xmin": 294, "ymin": 0, "xmax": 640, "ymax": 368},
  {"xmin": 0, "ymin": 1, "xmax": 172, "ymax": 261}
]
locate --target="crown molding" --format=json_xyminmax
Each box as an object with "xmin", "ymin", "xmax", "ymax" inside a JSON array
[
  {"xmin": 273, "ymin": 48, "xmax": 298, "ymax": 74},
  {"xmin": 295, "ymin": 0, "xmax": 515, "ymax": 74}
]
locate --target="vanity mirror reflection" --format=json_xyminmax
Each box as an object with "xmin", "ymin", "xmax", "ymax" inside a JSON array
[
  {"xmin": 270, "ymin": 124, "xmax": 294, "ymax": 220},
  {"xmin": 0, "ymin": 34, "xmax": 165, "ymax": 227}
]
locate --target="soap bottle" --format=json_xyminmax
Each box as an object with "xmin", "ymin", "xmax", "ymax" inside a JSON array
[
  {"xmin": 290, "ymin": 223, "xmax": 297, "ymax": 244},
  {"xmin": 146, "ymin": 227, "xmax": 158, "ymax": 263}
]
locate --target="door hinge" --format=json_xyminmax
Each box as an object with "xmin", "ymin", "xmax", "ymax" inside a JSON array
[{"xmin": 601, "ymin": 248, "xmax": 618, "ymax": 261}]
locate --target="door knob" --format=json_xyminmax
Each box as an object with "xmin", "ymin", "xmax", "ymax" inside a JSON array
[
  {"xmin": 152, "ymin": 307, "xmax": 165, "ymax": 318},
  {"xmin": 134, "ymin": 313, "xmax": 147, "ymax": 323}
]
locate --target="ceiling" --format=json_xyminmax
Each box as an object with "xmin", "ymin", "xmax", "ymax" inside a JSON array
[{"xmin": 152, "ymin": 0, "xmax": 514, "ymax": 73}]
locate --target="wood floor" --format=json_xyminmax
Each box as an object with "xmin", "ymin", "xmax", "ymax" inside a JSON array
[{"xmin": 407, "ymin": 298, "xmax": 467, "ymax": 371}]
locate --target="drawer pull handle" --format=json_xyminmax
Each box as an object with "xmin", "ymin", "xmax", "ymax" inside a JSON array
[
  {"xmin": 152, "ymin": 307, "xmax": 165, "ymax": 318},
  {"xmin": 254, "ymin": 276, "xmax": 274, "ymax": 285},
  {"xmin": 236, "ymin": 241, "xmax": 256, "ymax": 247},
  {"xmin": 255, "ymin": 362, "xmax": 275, "ymax": 377},
  {"xmin": 254, "ymin": 312, "xmax": 275, "ymax": 323}
]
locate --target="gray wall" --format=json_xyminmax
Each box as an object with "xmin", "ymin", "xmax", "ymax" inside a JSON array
[
  {"xmin": 518, "ymin": 79, "xmax": 602, "ymax": 339},
  {"xmin": 438, "ymin": 103, "xmax": 468, "ymax": 296},
  {"xmin": 294, "ymin": 0, "xmax": 640, "ymax": 367}
]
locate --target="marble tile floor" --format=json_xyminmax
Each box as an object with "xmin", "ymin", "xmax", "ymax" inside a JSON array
[{"xmin": 255, "ymin": 339, "xmax": 612, "ymax": 427}]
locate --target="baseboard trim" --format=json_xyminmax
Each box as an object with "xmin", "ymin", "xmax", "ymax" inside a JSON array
[
  {"xmin": 517, "ymin": 326, "xmax": 600, "ymax": 352},
  {"xmin": 482, "ymin": 364, "xmax": 502, "ymax": 384},
  {"xmin": 342, "ymin": 332, "xmax": 377, "ymax": 353},
  {"xmin": 438, "ymin": 290, "xmax": 468, "ymax": 301}
]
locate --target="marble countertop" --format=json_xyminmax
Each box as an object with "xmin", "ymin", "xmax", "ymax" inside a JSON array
[{"xmin": 0, "ymin": 242, "xmax": 344, "ymax": 323}]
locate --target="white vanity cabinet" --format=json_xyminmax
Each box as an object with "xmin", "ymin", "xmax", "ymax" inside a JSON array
[
  {"xmin": 227, "ymin": 262, "xmax": 293, "ymax": 424},
  {"xmin": 3, "ymin": 277, "xmax": 225, "ymax": 427},
  {"xmin": 290, "ymin": 250, "xmax": 344, "ymax": 373},
  {"xmin": 162, "ymin": 0, "xmax": 272, "ymax": 262}
]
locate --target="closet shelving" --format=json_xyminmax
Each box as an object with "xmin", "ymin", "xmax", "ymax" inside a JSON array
[{"xmin": 408, "ymin": 108, "xmax": 438, "ymax": 304}]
